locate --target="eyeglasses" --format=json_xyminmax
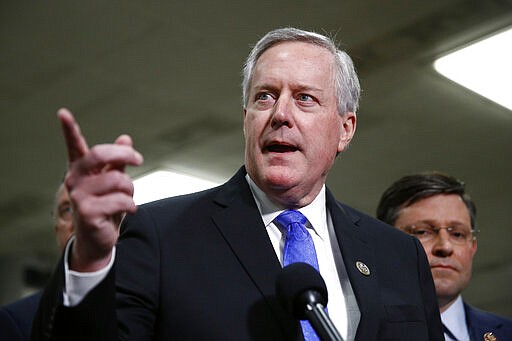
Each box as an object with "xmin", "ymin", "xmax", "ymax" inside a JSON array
[
  {"xmin": 402, "ymin": 223, "xmax": 478, "ymax": 245},
  {"xmin": 52, "ymin": 202, "xmax": 73, "ymax": 222}
]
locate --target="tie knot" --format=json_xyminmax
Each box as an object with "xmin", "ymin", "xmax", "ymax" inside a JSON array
[{"xmin": 275, "ymin": 210, "xmax": 308, "ymax": 228}]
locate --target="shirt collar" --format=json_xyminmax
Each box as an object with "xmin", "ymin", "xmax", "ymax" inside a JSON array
[
  {"xmin": 245, "ymin": 174, "xmax": 328, "ymax": 240},
  {"xmin": 441, "ymin": 295, "xmax": 470, "ymax": 340}
]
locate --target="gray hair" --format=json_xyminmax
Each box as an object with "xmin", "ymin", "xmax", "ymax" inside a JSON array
[{"xmin": 242, "ymin": 27, "xmax": 360, "ymax": 115}]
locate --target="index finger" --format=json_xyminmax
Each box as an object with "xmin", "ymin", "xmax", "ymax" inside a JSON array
[{"xmin": 58, "ymin": 108, "xmax": 90, "ymax": 163}]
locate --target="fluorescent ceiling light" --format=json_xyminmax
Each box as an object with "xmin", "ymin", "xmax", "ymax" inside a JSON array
[
  {"xmin": 133, "ymin": 170, "xmax": 222, "ymax": 205},
  {"xmin": 434, "ymin": 27, "xmax": 512, "ymax": 111}
]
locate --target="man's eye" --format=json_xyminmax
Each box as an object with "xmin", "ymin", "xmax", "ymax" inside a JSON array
[
  {"xmin": 449, "ymin": 229, "xmax": 467, "ymax": 239},
  {"xmin": 58, "ymin": 204, "xmax": 73, "ymax": 220},
  {"xmin": 59, "ymin": 205, "xmax": 72, "ymax": 215},
  {"xmin": 413, "ymin": 229, "xmax": 430, "ymax": 236},
  {"xmin": 298, "ymin": 94, "xmax": 313, "ymax": 101},
  {"xmin": 257, "ymin": 93, "xmax": 270, "ymax": 101}
]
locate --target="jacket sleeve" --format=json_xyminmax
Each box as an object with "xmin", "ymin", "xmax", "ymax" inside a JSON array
[{"xmin": 31, "ymin": 252, "xmax": 117, "ymax": 341}]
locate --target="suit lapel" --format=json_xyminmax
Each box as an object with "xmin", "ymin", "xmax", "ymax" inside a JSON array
[
  {"xmin": 209, "ymin": 170, "xmax": 386, "ymax": 339},
  {"xmin": 212, "ymin": 171, "xmax": 282, "ymax": 295},
  {"xmin": 465, "ymin": 302, "xmax": 503, "ymax": 341},
  {"xmin": 210, "ymin": 168, "xmax": 299, "ymax": 338},
  {"xmin": 326, "ymin": 190, "xmax": 383, "ymax": 340}
]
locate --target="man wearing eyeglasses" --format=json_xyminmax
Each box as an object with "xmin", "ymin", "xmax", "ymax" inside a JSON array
[
  {"xmin": 377, "ymin": 171, "xmax": 512, "ymax": 341},
  {"xmin": 0, "ymin": 183, "xmax": 74, "ymax": 341}
]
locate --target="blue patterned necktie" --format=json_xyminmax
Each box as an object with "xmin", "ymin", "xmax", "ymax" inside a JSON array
[{"xmin": 275, "ymin": 210, "xmax": 321, "ymax": 341}]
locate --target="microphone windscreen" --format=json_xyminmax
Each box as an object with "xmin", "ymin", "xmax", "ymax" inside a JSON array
[{"xmin": 275, "ymin": 262, "xmax": 328, "ymax": 319}]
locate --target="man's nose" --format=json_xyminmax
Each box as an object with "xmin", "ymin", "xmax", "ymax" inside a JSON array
[
  {"xmin": 431, "ymin": 229, "xmax": 454, "ymax": 257},
  {"xmin": 271, "ymin": 96, "xmax": 294, "ymax": 128}
]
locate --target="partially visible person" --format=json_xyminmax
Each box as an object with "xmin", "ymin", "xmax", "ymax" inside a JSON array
[
  {"xmin": 377, "ymin": 171, "xmax": 512, "ymax": 341},
  {"xmin": 0, "ymin": 184, "xmax": 73, "ymax": 341},
  {"xmin": 52, "ymin": 183, "xmax": 74, "ymax": 251}
]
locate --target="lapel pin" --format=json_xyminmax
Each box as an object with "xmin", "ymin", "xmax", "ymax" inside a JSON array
[
  {"xmin": 483, "ymin": 332, "xmax": 497, "ymax": 341},
  {"xmin": 356, "ymin": 261, "xmax": 370, "ymax": 276}
]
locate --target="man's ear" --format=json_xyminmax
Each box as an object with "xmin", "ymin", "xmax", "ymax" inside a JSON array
[
  {"xmin": 471, "ymin": 238, "xmax": 477, "ymax": 257},
  {"xmin": 243, "ymin": 108, "xmax": 247, "ymax": 137},
  {"xmin": 337, "ymin": 112, "xmax": 357, "ymax": 153}
]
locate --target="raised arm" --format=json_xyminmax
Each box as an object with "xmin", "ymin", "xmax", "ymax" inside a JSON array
[{"xmin": 58, "ymin": 108, "xmax": 143, "ymax": 272}]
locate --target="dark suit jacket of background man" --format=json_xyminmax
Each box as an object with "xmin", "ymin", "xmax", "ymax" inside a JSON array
[
  {"xmin": 33, "ymin": 167, "xmax": 443, "ymax": 340},
  {"xmin": 465, "ymin": 302, "xmax": 512, "ymax": 340},
  {"xmin": 0, "ymin": 291, "xmax": 41, "ymax": 341}
]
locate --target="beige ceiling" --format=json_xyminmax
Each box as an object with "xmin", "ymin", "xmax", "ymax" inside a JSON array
[{"xmin": 1, "ymin": 0, "xmax": 511, "ymax": 317}]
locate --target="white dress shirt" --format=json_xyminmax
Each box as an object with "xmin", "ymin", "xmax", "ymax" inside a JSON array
[
  {"xmin": 62, "ymin": 235, "xmax": 114, "ymax": 306},
  {"xmin": 246, "ymin": 175, "xmax": 360, "ymax": 341}
]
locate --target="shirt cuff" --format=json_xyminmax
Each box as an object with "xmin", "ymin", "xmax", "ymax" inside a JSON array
[{"xmin": 62, "ymin": 235, "xmax": 116, "ymax": 307}]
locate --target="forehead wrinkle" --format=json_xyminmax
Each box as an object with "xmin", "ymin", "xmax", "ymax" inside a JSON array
[
  {"xmin": 254, "ymin": 43, "xmax": 335, "ymax": 87},
  {"xmin": 252, "ymin": 77, "xmax": 327, "ymax": 95}
]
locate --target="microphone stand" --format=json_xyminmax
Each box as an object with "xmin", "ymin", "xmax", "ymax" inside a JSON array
[{"xmin": 302, "ymin": 292, "xmax": 343, "ymax": 341}]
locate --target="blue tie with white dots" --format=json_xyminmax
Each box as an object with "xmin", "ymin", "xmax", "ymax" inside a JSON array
[{"xmin": 275, "ymin": 210, "xmax": 321, "ymax": 341}]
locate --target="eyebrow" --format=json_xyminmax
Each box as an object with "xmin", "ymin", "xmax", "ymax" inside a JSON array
[
  {"xmin": 252, "ymin": 82, "xmax": 325, "ymax": 94},
  {"xmin": 410, "ymin": 219, "xmax": 471, "ymax": 227},
  {"xmin": 295, "ymin": 84, "xmax": 324, "ymax": 94}
]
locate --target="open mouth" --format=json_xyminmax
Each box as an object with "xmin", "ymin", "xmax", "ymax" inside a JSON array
[{"xmin": 265, "ymin": 144, "xmax": 298, "ymax": 153}]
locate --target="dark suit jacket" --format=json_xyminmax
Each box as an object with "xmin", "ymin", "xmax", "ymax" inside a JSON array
[
  {"xmin": 465, "ymin": 302, "xmax": 512, "ymax": 340},
  {"xmin": 1, "ymin": 291, "xmax": 42, "ymax": 341},
  {"xmin": 33, "ymin": 167, "xmax": 443, "ymax": 340}
]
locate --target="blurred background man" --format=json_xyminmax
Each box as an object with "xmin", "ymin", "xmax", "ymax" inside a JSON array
[
  {"xmin": 377, "ymin": 171, "xmax": 512, "ymax": 340},
  {"xmin": 0, "ymin": 183, "xmax": 73, "ymax": 341}
]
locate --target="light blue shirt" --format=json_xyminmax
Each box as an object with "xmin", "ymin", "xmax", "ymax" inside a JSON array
[{"xmin": 441, "ymin": 295, "xmax": 471, "ymax": 341}]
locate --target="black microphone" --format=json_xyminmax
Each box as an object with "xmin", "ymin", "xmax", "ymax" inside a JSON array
[{"xmin": 276, "ymin": 262, "xmax": 343, "ymax": 341}]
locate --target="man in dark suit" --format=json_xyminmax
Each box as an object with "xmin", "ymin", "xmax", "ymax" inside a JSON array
[
  {"xmin": 0, "ymin": 184, "xmax": 72, "ymax": 341},
  {"xmin": 33, "ymin": 27, "xmax": 443, "ymax": 340},
  {"xmin": 377, "ymin": 171, "xmax": 512, "ymax": 340},
  {"xmin": 1, "ymin": 293, "xmax": 42, "ymax": 341}
]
